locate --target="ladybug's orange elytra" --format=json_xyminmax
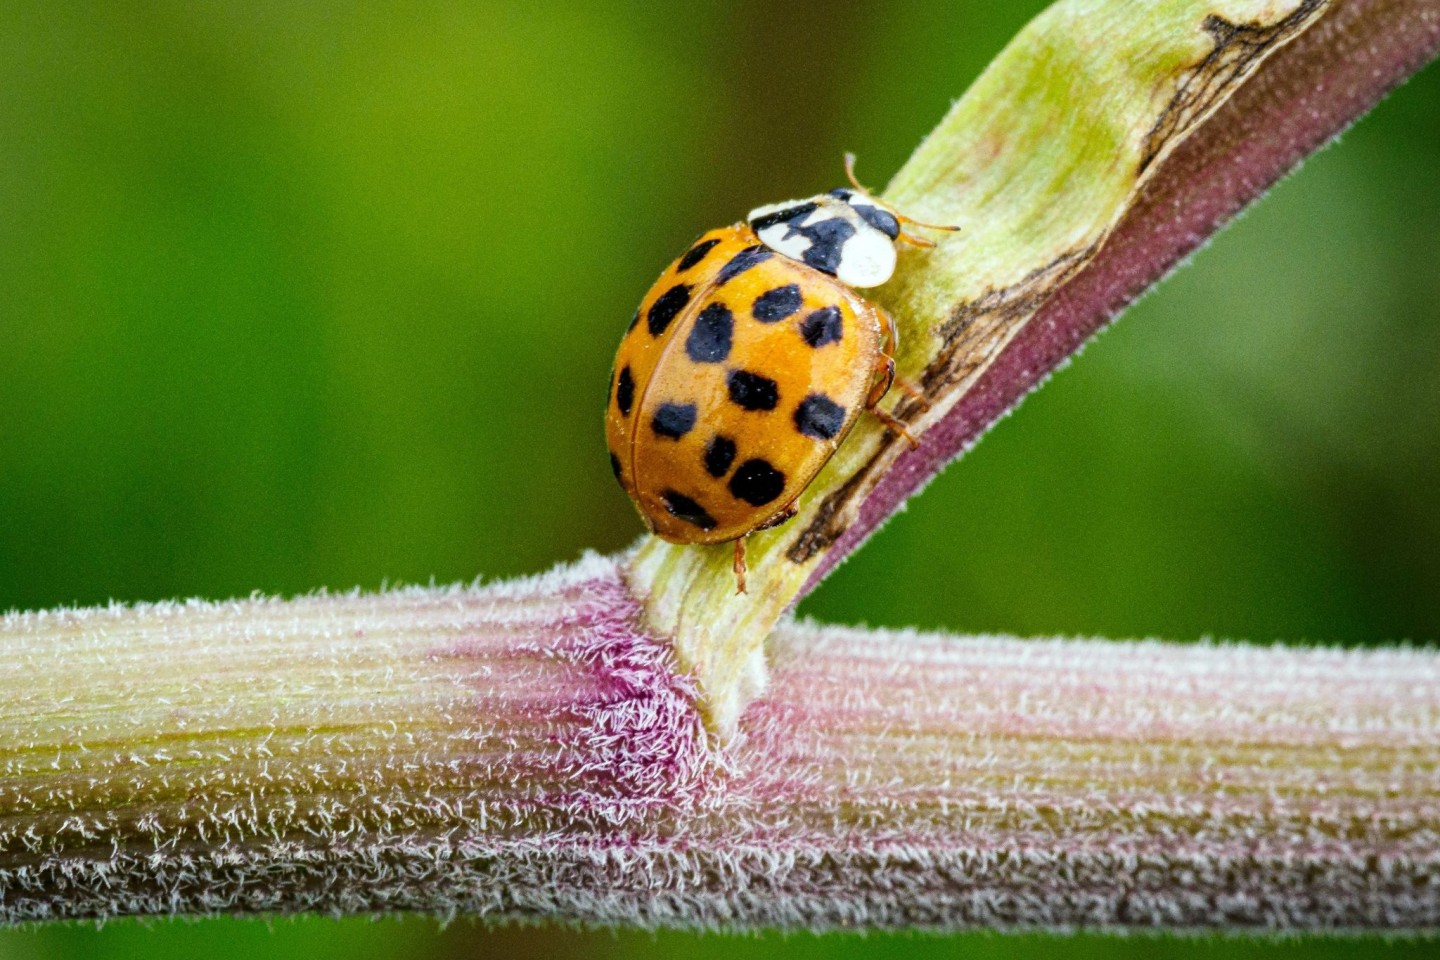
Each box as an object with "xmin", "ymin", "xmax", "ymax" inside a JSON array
[{"xmin": 605, "ymin": 161, "xmax": 957, "ymax": 591}]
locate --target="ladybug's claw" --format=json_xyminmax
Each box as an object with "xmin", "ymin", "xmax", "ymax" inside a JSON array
[{"xmin": 732, "ymin": 538, "xmax": 748, "ymax": 595}]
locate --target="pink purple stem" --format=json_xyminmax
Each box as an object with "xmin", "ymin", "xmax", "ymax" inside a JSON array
[{"xmin": 4, "ymin": 559, "xmax": 1437, "ymax": 929}]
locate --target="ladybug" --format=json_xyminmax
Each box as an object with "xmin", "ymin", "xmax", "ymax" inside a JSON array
[{"xmin": 606, "ymin": 156, "xmax": 956, "ymax": 591}]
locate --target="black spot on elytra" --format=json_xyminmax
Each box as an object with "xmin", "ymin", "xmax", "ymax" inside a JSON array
[
  {"xmin": 703, "ymin": 435, "xmax": 736, "ymax": 478},
  {"xmin": 852, "ymin": 203, "xmax": 900, "ymax": 239},
  {"xmin": 661, "ymin": 490, "xmax": 716, "ymax": 530},
  {"xmin": 647, "ymin": 284, "xmax": 691, "ymax": 336},
  {"xmin": 799, "ymin": 306, "xmax": 843, "ymax": 347},
  {"xmin": 678, "ymin": 238, "xmax": 721, "ymax": 272},
  {"xmin": 651, "ymin": 402, "xmax": 697, "ymax": 440},
  {"xmin": 752, "ymin": 284, "xmax": 802, "ymax": 323},
  {"xmin": 728, "ymin": 458, "xmax": 786, "ymax": 507},
  {"xmin": 609, "ymin": 452, "xmax": 623, "ymax": 484},
  {"xmin": 794, "ymin": 393, "xmax": 846, "ymax": 440},
  {"xmin": 615, "ymin": 366, "xmax": 634, "ymax": 416},
  {"xmin": 685, "ymin": 303, "xmax": 733, "ymax": 363},
  {"xmin": 749, "ymin": 202, "xmax": 818, "ymax": 234},
  {"xmin": 727, "ymin": 369, "xmax": 778, "ymax": 411},
  {"xmin": 717, "ymin": 245, "xmax": 773, "ymax": 284}
]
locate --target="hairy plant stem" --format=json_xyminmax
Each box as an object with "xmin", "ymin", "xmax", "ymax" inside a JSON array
[
  {"xmin": 2, "ymin": 0, "xmax": 1438, "ymax": 931},
  {"xmin": 2, "ymin": 556, "xmax": 1438, "ymax": 929}
]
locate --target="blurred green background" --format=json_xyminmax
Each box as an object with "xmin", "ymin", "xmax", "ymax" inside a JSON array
[{"xmin": 1, "ymin": 1, "xmax": 1436, "ymax": 957}]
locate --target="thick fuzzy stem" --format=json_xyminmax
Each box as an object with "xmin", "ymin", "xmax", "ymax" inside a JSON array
[
  {"xmin": 2, "ymin": 557, "xmax": 1437, "ymax": 929},
  {"xmin": 2, "ymin": 0, "xmax": 1438, "ymax": 931}
]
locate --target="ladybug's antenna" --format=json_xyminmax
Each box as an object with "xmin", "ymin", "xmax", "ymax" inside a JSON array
[
  {"xmin": 843, "ymin": 152, "xmax": 961, "ymax": 237},
  {"xmin": 897, "ymin": 212, "xmax": 962, "ymax": 233},
  {"xmin": 843, "ymin": 152, "xmax": 871, "ymax": 195}
]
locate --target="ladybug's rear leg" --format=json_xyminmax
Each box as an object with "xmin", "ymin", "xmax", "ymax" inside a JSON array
[
  {"xmin": 732, "ymin": 538, "xmax": 748, "ymax": 595},
  {"xmin": 867, "ymin": 310, "xmax": 921, "ymax": 450},
  {"xmin": 756, "ymin": 503, "xmax": 798, "ymax": 531},
  {"xmin": 730, "ymin": 504, "xmax": 798, "ymax": 593}
]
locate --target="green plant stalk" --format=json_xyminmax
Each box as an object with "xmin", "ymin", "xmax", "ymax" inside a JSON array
[{"xmin": 631, "ymin": 0, "xmax": 1334, "ymax": 734}]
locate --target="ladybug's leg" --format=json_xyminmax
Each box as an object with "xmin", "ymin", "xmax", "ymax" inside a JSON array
[
  {"xmin": 865, "ymin": 307, "xmax": 899, "ymax": 408},
  {"xmin": 866, "ymin": 351, "xmax": 896, "ymax": 408},
  {"xmin": 867, "ymin": 310, "xmax": 921, "ymax": 450},
  {"xmin": 870, "ymin": 396, "xmax": 919, "ymax": 449},
  {"xmin": 870, "ymin": 308, "xmax": 929, "ymax": 409},
  {"xmin": 755, "ymin": 503, "xmax": 798, "ymax": 531},
  {"xmin": 896, "ymin": 231, "xmax": 937, "ymax": 249},
  {"xmin": 730, "ymin": 506, "xmax": 795, "ymax": 593},
  {"xmin": 892, "ymin": 377, "xmax": 931, "ymax": 409}
]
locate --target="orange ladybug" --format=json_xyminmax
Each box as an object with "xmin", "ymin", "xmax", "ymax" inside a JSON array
[{"xmin": 606, "ymin": 157, "xmax": 955, "ymax": 591}]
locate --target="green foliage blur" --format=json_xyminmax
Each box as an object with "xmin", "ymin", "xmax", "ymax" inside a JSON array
[{"xmin": 1, "ymin": 2, "xmax": 1436, "ymax": 957}]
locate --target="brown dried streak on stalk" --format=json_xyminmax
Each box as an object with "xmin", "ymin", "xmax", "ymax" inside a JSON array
[
  {"xmin": 787, "ymin": 245, "xmax": 1099, "ymax": 564},
  {"xmin": 1140, "ymin": 0, "xmax": 1327, "ymax": 172}
]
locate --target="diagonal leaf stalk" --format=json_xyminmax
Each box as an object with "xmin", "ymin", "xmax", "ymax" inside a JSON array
[
  {"xmin": 631, "ymin": 0, "xmax": 1439, "ymax": 734},
  {"xmin": 3, "ymin": 556, "xmax": 1438, "ymax": 928},
  {"xmin": 812, "ymin": 0, "xmax": 1440, "ymax": 583},
  {"xmin": 2, "ymin": 0, "xmax": 1439, "ymax": 931}
]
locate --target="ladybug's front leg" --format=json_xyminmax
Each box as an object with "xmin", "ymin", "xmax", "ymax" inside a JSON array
[
  {"xmin": 866, "ymin": 352, "xmax": 896, "ymax": 409},
  {"xmin": 871, "ymin": 308, "xmax": 931, "ymax": 410},
  {"xmin": 866, "ymin": 309, "xmax": 921, "ymax": 450}
]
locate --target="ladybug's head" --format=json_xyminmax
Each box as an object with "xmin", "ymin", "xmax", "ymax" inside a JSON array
[
  {"xmin": 745, "ymin": 156, "xmax": 958, "ymax": 289},
  {"xmin": 746, "ymin": 191, "xmax": 901, "ymax": 289}
]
